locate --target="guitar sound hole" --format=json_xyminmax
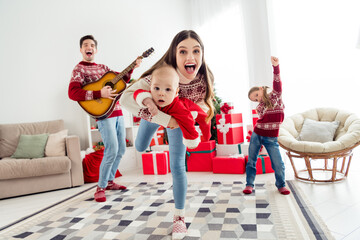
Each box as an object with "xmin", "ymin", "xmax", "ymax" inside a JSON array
[{"xmin": 105, "ymin": 82, "xmax": 114, "ymax": 89}]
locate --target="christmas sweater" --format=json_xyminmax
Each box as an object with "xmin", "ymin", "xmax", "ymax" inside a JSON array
[
  {"xmin": 254, "ymin": 65, "xmax": 284, "ymax": 137},
  {"xmin": 120, "ymin": 73, "xmax": 207, "ymax": 127},
  {"xmin": 68, "ymin": 61, "xmax": 133, "ymax": 118},
  {"xmin": 134, "ymin": 90, "xmax": 211, "ymax": 148}
]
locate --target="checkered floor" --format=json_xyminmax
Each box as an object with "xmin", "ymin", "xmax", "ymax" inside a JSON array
[{"xmin": 10, "ymin": 182, "xmax": 278, "ymax": 240}]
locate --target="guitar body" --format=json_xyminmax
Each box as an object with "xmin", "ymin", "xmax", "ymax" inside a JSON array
[
  {"xmin": 78, "ymin": 71, "xmax": 126, "ymax": 120},
  {"xmin": 76, "ymin": 47, "xmax": 154, "ymax": 119}
]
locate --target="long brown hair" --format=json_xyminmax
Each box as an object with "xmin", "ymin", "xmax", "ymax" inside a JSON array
[
  {"xmin": 140, "ymin": 30, "xmax": 215, "ymax": 122},
  {"xmin": 248, "ymin": 86, "xmax": 273, "ymax": 109}
]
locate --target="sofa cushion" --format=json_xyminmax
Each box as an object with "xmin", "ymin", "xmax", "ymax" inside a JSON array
[
  {"xmin": 12, "ymin": 134, "xmax": 49, "ymax": 159},
  {"xmin": 45, "ymin": 129, "xmax": 68, "ymax": 157},
  {"xmin": 0, "ymin": 157, "xmax": 71, "ymax": 180},
  {"xmin": 0, "ymin": 120, "xmax": 64, "ymax": 158}
]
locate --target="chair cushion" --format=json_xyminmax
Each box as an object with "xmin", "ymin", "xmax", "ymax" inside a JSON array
[
  {"xmin": 297, "ymin": 118, "xmax": 340, "ymax": 143},
  {"xmin": 278, "ymin": 108, "xmax": 360, "ymax": 153}
]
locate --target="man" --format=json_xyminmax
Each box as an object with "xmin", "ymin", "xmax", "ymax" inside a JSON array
[{"xmin": 68, "ymin": 35, "xmax": 141, "ymax": 202}]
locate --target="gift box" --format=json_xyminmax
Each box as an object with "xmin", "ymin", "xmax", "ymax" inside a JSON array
[
  {"xmin": 252, "ymin": 109, "xmax": 259, "ymax": 126},
  {"xmin": 213, "ymin": 154, "xmax": 246, "ymax": 174},
  {"xmin": 216, "ymin": 113, "xmax": 244, "ymax": 144},
  {"xmin": 216, "ymin": 143, "xmax": 249, "ymax": 156},
  {"xmin": 142, "ymin": 151, "xmax": 170, "ymax": 175},
  {"xmin": 245, "ymin": 154, "xmax": 274, "ymax": 174},
  {"xmin": 220, "ymin": 102, "xmax": 234, "ymax": 114},
  {"xmin": 186, "ymin": 140, "xmax": 216, "ymax": 172},
  {"xmin": 150, "ymin": 126, "xmax": 166, "ymax": 146}
]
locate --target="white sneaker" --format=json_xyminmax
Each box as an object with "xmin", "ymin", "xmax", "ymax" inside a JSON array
[{"xmin": 172, "ymin": 215, "xmax": 187, "ymax": 239}]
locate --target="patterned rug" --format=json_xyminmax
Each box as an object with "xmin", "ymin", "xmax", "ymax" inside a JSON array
[{"xmin": 0, "ymin": 181, "xmax": 334, "ymax": 240}]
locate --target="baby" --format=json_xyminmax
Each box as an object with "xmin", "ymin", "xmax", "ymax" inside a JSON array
[{"xmin": 133, "ymin": 64, "xmax": 210, "ymax": 149}]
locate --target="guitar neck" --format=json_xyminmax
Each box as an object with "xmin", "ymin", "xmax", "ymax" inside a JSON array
[{"xmin": 112, "ymin": 57, "xmax": 142, "ymax": 84}]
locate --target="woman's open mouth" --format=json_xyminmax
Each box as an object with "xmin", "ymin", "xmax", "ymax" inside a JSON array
[{"xmin": 185, "ymin": 64, "xmax": 196, "ymax": 74}]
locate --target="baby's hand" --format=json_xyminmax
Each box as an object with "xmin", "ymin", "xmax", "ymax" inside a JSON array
[
  {"xmin": 271, "ymin": 56, "xmax": 279, "ymax": 66},
  {"xmin": 143, "ymin": 98, "xmax": 158, "ymax": 116}
]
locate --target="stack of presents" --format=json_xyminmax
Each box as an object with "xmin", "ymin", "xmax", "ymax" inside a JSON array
[{"xmin": 141, "ymin": 102, "xmax": 273, "ymax": 175}]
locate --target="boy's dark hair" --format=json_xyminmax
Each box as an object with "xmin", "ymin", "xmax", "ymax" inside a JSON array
[{"xmin": 80, "ymin": 35, "xmax": 97, "ymax": 48}]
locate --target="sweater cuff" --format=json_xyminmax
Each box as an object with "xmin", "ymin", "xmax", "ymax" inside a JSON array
[
  {"xmin": 135, "ymin": 91, "xmax": 152, "ymax": 108},
  {"xmin": 151, "ymin": 111, "xmax": 171, "ymax": 127},
  {"xmin": 273, "ymin": 65, "xmax": 280, "ymax": 74},
  {"xmin": 93, "ymin": 90, "xmax": 101, "ymax": 99},
  {"xmin": 183, "ymin": 136, "xmax": 200, "ymax": 149}
]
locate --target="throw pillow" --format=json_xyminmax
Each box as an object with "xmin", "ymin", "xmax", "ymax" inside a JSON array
[
  {"xmin": 11, "ymin": 133, "xmax": 49, "ymax": 159},
  {"xmin": 45, "ymin": 129, "xmax": 68, "ymax": 157},
  {"xmin": 297, "ymin": 118, "xmax": 340, "ymax": 143}
]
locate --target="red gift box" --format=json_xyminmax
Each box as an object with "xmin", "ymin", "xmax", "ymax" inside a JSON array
[
  {"xmin": 213, "ymin": 154, "xmax": 246, "ymax": 174},
  {"xmin": 142, "ymin": 151, "xmax": 170, "ymax": 175},
  {"xmin": 252, "ymin": 109, "xmax": 259, "ymax": 126},
  {"xmin": 186, "ymin": 140, "xmax": 216, "ymax": 172},
  {"xmin": 216, "ymin": 113, "xmax": 244, "ymax": 144},
  {"xmin": 150, "ymin": 126, "xmax": 166, "ymax": 146},
  {"xmin": 245, "ymin": 154, "xmax": 274, "ymax": 174}
]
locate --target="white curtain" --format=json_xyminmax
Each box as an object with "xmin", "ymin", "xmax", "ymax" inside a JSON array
[{"xmin": 190, "ymin": 0, "xmax": 252, "ymax": 127}]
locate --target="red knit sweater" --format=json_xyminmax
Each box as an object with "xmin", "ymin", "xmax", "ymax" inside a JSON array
[
  {"xmin": 253, "ymin": 65, "xmax": 284, "ymax": 137},
  {"xmin": 68, "ymin": 61, "xmax": 133, "ymax": 118}
]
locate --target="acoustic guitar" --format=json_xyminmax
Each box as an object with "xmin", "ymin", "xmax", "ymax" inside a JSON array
[{"xmin": 78, "ymin": 47, "xmax": 154, "ymax": 120}]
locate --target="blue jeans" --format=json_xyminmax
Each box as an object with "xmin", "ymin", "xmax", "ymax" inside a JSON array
[
  {"xmin": 136, "ymin": 119, "xmax": 187, "ymax": 210},
  {"xmin": 97, "ymin": 116, "xmax": 126, "ymax": 189},
  {"xmin": 246, "ymin": 132, "xmax": 286, "ymax": 189}
]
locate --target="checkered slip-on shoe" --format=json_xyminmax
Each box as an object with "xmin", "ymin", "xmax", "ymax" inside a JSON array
[
  {"xmin": 172, "ymin": 215, "xmax": 187, "ymax": 239},
  {"xmin": 94, "ymin": 187, "xmax": 106, "ymax": 202}
]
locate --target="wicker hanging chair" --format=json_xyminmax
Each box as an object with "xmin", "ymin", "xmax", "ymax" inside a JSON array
[{"xmin": 278, "ymin": 108, "xmax": 360, "ymax": 183}]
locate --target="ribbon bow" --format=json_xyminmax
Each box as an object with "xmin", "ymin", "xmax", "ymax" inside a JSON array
[
  {"xmin": 246, "ymin": 130, "xmax": 252, "ymax": 142},
  {"xmin": 217, "ymin": 118, "xmax": 230, "ymax": 134},
  {"xmin": 220, "ymin": 103, "xmax": 233, "ymax": 114}
]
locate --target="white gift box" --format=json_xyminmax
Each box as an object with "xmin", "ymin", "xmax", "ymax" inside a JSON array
[{"xmin": 216, "ymin": 143, "xmax": 249, "ymax": 156}]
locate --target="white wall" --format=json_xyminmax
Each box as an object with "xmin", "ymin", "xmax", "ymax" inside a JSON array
[
  {"xmin": 0, "ymin": 0, "xmax": 191, "ymax": 149},
  {"xmin": 271, "ymin": 0, "xmax": 360, "ymax": 117}
]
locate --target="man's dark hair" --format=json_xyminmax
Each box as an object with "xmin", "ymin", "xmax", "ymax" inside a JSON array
[{"xmin": 80, "ymin": 35, "xmax": 97, "ymax": 48}]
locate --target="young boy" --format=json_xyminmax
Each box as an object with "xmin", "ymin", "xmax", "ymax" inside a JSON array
[
  {"xmin": 68, "ymin": 35, "xmax": 142, "ymax": 202},
  {"xmin": 133, "ymin": 64, "xmax": 210, "ymax": 149}
]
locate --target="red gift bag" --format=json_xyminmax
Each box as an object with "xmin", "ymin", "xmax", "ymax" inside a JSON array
[{"xmin": 82, "ymin": 149, "xmax": 122, "ymax": 183}]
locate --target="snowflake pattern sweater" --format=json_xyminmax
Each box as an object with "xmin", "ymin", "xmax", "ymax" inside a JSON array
[
  {"xmin": 254, "ymin": 65, "xmax": 284, "ymax": 137},
  {"xmin": 120, "ymin": 73, "xmax": 207, "ymax": 127},
  {"xmin": 68, "ymin": 61, "xmax": 133, "ymax": 118}
]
